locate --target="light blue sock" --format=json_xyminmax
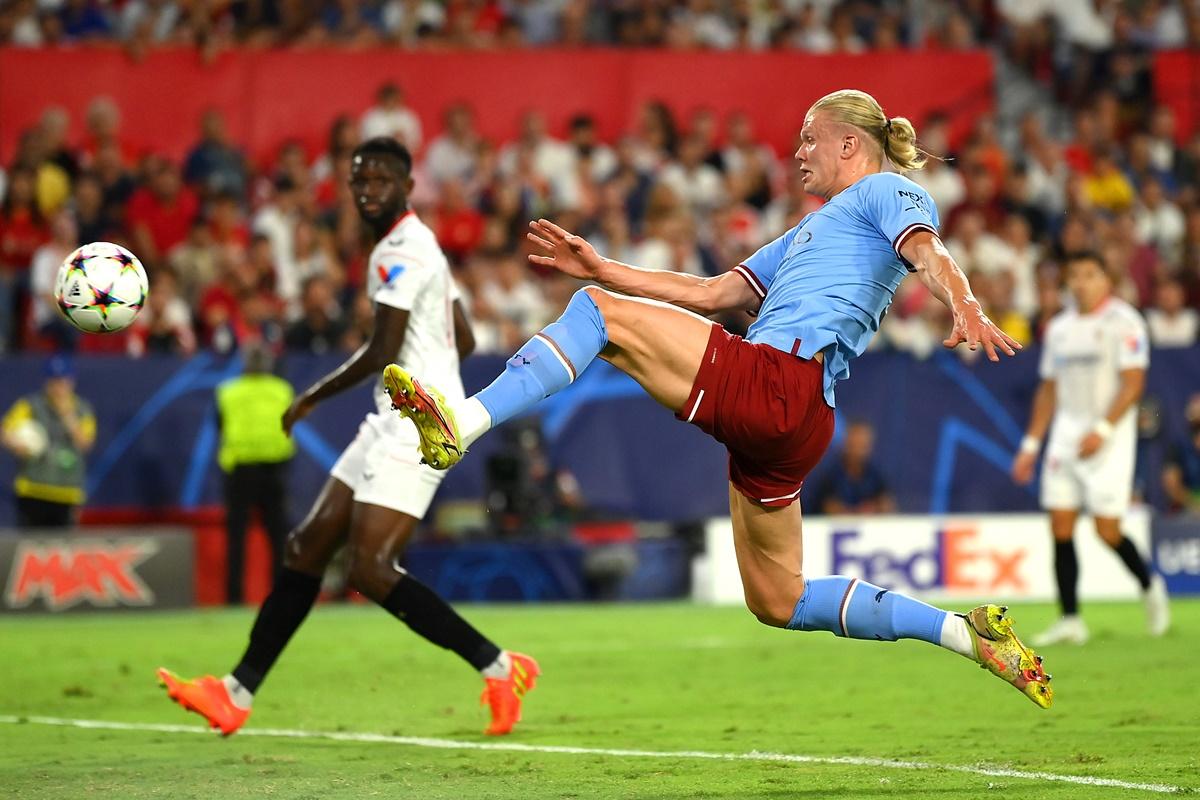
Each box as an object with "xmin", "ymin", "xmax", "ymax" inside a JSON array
[
  {"xmin": 476, "ymin": 289, "xmax": 608, "ymax": 427},
  {"xmin": 786, "ymin": 575, "xmax": 947, "ymax": 645}
]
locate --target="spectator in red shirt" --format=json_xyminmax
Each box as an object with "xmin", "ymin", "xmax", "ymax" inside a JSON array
[
  {"xmin": 207, "ymin": 191, "xmax": 250, "ymax": 251},
  {"xmin": 436, "ymin": 178, "xmax": 485, "ymax": 265},
  {"xmin": 127, "ymin": 157, "xmax": 199, "ymax": 267},
  {"xmin": 0, "ymin": 167, "xmax": 49, "ymax": 352}
]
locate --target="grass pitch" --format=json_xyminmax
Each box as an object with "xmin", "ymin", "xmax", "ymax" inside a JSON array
[{"xmin": 1, "ymin": 600, "xmax": 1197, "ymax": 799}]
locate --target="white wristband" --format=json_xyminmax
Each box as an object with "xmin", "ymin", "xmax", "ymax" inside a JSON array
[
  {"xmin": 1020, "ymin": 435, "xmax": 1041, "ymax": 455},
  {"xmin": 1093, "ymin": 419, "xmax": 1114, "ymax": 440}
]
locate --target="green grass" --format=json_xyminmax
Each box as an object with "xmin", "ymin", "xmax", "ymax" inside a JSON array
[{"xmin": 1, "ymin": 600, "xmax": 1197, "ymax": 799}]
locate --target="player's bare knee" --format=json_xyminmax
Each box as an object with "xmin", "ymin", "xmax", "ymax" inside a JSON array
[
  {"xmin": 345, "ymin": 546, "xmax": 398, "ymax": 602},
  {"xmin": 282, "ymin": 526, "xmax": 318, "ymax": 572},
  {"xmin": 744, "ymin": 586, "xmax": 800, "ymax": 628}
]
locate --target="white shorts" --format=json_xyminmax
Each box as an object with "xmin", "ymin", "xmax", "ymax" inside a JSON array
[
  {"xmin": 330, "ymin": 412, "xmax": 446, "ymax": 518},
  {"xmin": 1040, "ymin": 436, "xmax": 1135, "ymax": 519}
]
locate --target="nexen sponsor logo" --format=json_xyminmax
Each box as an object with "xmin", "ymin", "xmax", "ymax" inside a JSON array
[{"xmin": 831, "ymin": 528, "xmax": 1027, "ymax": 592}]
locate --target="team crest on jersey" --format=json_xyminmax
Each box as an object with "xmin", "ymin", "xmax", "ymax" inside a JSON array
[{"xmin": 378, "ymin": 263, "xmax": 407, "ymax": 284}]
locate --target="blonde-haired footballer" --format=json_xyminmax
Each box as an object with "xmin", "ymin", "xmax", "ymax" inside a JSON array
[
  {"xmin": 386, "ymin": 90, "xmax": 1056, "ymax": 709},
  {"xmin": 1012, "ymin": 251, "xmax": 1170, "ymax": 645}
]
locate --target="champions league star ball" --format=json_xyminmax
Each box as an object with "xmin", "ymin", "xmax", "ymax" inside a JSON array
[{"xmin": 55, "ymin": 242, "xmax": 149, "ymax": 333}]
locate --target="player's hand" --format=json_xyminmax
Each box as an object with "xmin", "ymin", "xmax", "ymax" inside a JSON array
[
  {"xmin": 1078, "ymin": 432, "xmax": 1105, "ymax": 459},
  {"xmin": 944, "ymin": 300, "xmax": 1021, "ymax": 362},
  {"xmin": 282, "ymin": 395, "xmax": 316, "ymax": 436},
  {"xmin": 527, "ymin": 219, "xmax": 605, "ymax": 280},
  {"xmin": 1011, "ymin": 451, "xmax": 1037, "ymax": 485}
]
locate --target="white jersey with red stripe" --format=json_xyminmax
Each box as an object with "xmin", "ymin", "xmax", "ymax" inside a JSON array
[
  {"xmin": 1040, "ymin": 297, "xmax": 1149, "ymax": 454},
  {"xmin": 366, "ymin": 210, "xmax": 465, "ymax": 417}
]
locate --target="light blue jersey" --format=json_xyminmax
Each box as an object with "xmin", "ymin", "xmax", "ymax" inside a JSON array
[{"xmin": 732, "ymin": 171, "xmax": 939, "ymax": 406}]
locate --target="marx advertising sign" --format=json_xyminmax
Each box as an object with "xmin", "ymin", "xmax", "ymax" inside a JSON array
[{"xmin": 0, "ymin": 530, "xmax": 193, "ymax": 613}]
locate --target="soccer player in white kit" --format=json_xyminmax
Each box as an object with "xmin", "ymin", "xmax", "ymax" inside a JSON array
[
  {"xmin": 1012, "ymin": 251, "xmax": 1170, "ymax": 645},
  {"xmin": 159, "ymin": 138, "xmax": 539, "ymax": 737}
]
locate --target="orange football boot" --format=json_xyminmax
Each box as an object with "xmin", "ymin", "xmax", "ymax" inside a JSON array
[
  {"xmin": 481, "ymin": 652, "xmax": 540, "ymax": 736},
  {"xmin": 157, "ymin": 668, "xmax": 250, "ymax": 736}
]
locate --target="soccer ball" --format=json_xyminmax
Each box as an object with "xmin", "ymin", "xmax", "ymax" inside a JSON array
[{"xmin": 56, "ymin": 242, "xmax": 149, "ymax": 333}]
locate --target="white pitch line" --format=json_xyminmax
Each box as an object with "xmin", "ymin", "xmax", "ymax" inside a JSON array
[{"xmin": 0, "ymin": 715, "xmax": 1185, "ymax": 795}]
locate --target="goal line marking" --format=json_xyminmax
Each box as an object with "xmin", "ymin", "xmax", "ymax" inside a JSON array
[{"xmin": 0, "ymin": 714, "xmax": 1184, "ymax": 795}]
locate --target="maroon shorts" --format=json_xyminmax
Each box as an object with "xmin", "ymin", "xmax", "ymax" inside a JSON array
[{"xmin": 675, "ymin": 324, "xmax": 835, "ymax": 507}]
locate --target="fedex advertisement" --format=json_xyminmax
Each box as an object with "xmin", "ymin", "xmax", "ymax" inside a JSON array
[{"xmin": 694, "ymin": 512, "xmax": 1152, "ymax": 605}]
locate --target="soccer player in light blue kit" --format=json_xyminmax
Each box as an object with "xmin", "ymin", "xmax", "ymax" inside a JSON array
[{"xmin": 385, "ymin": 90, "xmax": 1053, "ymax": 709}]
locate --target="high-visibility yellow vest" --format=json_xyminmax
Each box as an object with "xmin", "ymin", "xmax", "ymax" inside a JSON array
[{"xmin": 216, "ymin": 374, "xmax": 296, "ymax": 472}]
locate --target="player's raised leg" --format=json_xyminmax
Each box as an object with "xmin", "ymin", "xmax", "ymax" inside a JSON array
[
  {"xmin": 384, "ymin": 285, "xmax": 712, "ymax": 469},
  {"xmin": 343, "ymin": 500, "xmax": 539, "ymax": 735},
  {"xmin": 159, "ymin": 476, "xmax": 354, "ymax": 735},
  {"xmin": 726, "ymin": 487, "xmax": 1053, "ymax": 708}
]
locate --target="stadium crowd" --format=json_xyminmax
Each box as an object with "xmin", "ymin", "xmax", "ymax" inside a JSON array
[
  {"xmin": 0, "ymin": 2, "xmax": 1198, "ymax": 363},
  {"xmin": 2, "ymin": 1, "xmax": 1199, "ymax": 56}
]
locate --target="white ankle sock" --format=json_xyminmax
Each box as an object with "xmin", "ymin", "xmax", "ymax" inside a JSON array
[
  {"xmin": 939, "ymin": 614, "xmax": 976, "ymax": 659},
  {"xmin": 221, "ymin": 675, "xmax": 254, "ymax": 710},
  {"xmin": 452, "ymin": 397, "xmax": 492, "ymax": 450},
  {"xmin": 480, "ymin": 651, "xmax": 512, "ymax": 680}
]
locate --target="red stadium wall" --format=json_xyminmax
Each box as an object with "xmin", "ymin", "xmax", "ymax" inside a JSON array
[
  {"xmin": 0, "ymin": 48, "xmax": 994, "ymax": 163},
  {"xmin": 1155, "ymin": 51, "xmax": 1200, "ymax": 144}
]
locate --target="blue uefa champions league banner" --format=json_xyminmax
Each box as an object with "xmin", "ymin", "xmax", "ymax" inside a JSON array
[
  {"xmin": 0, "ymin": 346, "xmax": 1198, "ymax": 526},
  {"xmin": 1153, "ymin": 518, "xmax": 1200, "ymax": 595}
]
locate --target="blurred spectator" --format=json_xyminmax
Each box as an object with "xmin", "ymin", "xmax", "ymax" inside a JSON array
[
  {"xmin": 126, "ymin": 157, "xmax": 199, "ymax": 267},
  {"xmin": 1134, "ymin": 177, "xmax": 1186, "ymax": 263},
  {"xmin": 568, "ymin": 113, "xmax": 616, "ymax": 183},
  {"xmin": 73, "ymin": 172, "xmax": 115, "ymax": 244},
  {"xmin": 312, "ymin": 114, "xmax": 359, "ymax": 189},
  {"xmin": 60, "ymin": 0, "xmax": 112, "ymax": 41},
  {"xmin": 118, "ymin": 0, "xmax": 183, "ymax": 44},
  {"xmin": 360, "ymin": 82, "xmax": 422, "ymax": 153},
  {"xmin": 659, "ymin": 135, "xmax": 725, "ymax": 216},
  {"xmin": 128, "ymin": 269, "xmax": 196, "ymax": 356},
  {"xmin": 285, "ymin": 275, "xmax": 346, "ymax": 354},
  {"xmin": 500, "ymin": 110, "xmax": 578, "ymax": 209},
  {"xmin": 39, "ymin": 107, "xmax": 79, "ymax": 183},
  {"xmin": 812, "ymin": 421, "xmax": 895, "ymax": 515},
  {"xmin": 1083, "ymin": 148, "xmax": 1136, "ymax": 212},
  {"xmin": 1146, "ymin": 278, "xmax": 1198, "ymax": 349},
  {"xmin": 251, "ymin": 178, "xmax": 302, "ymax": 307},
  {"xmin": 425, "ymin": 103, "xmax": 480, "ymax": 186},
  {"xmin": 81, "ymin": 97, "xmax": 132, "ymax": 166},
  {"xmin": 1162, "ymin": 395, "xmax": 1200, "ymax": 515},
  {"xmin": 28, "ymin": 210, "xmax": 79, "ymax": 350},
  {"xmin": 1, "ymin": 355, "xmax": 95, "ymax": 528},
  {"xmin": 436, "ymin": 179, "xmax": 486, "ymax": 264},
  {"xmin": 0, "ymin": 166, "xmax": 48, "ymax": 351},
  {"xmin": 184, "ymin": 109, "xmax": 248, "ymax": 198}
]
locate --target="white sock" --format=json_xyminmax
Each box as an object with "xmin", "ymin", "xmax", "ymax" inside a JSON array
[
  {"xmin": 451, "ymin": 397, "xmax": 492, "ymax": 450},
  {"xmin": 939, "ymin": 614, "xmax": 976, "ymax": 659},
  {"xmin": 221, "ymin": 675, "xmax": 254, "ymax": 710},
  {"xmin": 480, "ymin": 650, "xmax": 512, "ymax": 680}
]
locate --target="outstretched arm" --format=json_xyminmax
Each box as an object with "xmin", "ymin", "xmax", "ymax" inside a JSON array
[
  {"xmin": 900, "ymin": 230, "xmax": 1021, "ymax": 362},
  {"xmin": 527, "ymin": 219, "xmax": 759, "ymax": 317},
  {"xmin": 282, "ymin": 303, "xmax": 409, "ymax": 434}
]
